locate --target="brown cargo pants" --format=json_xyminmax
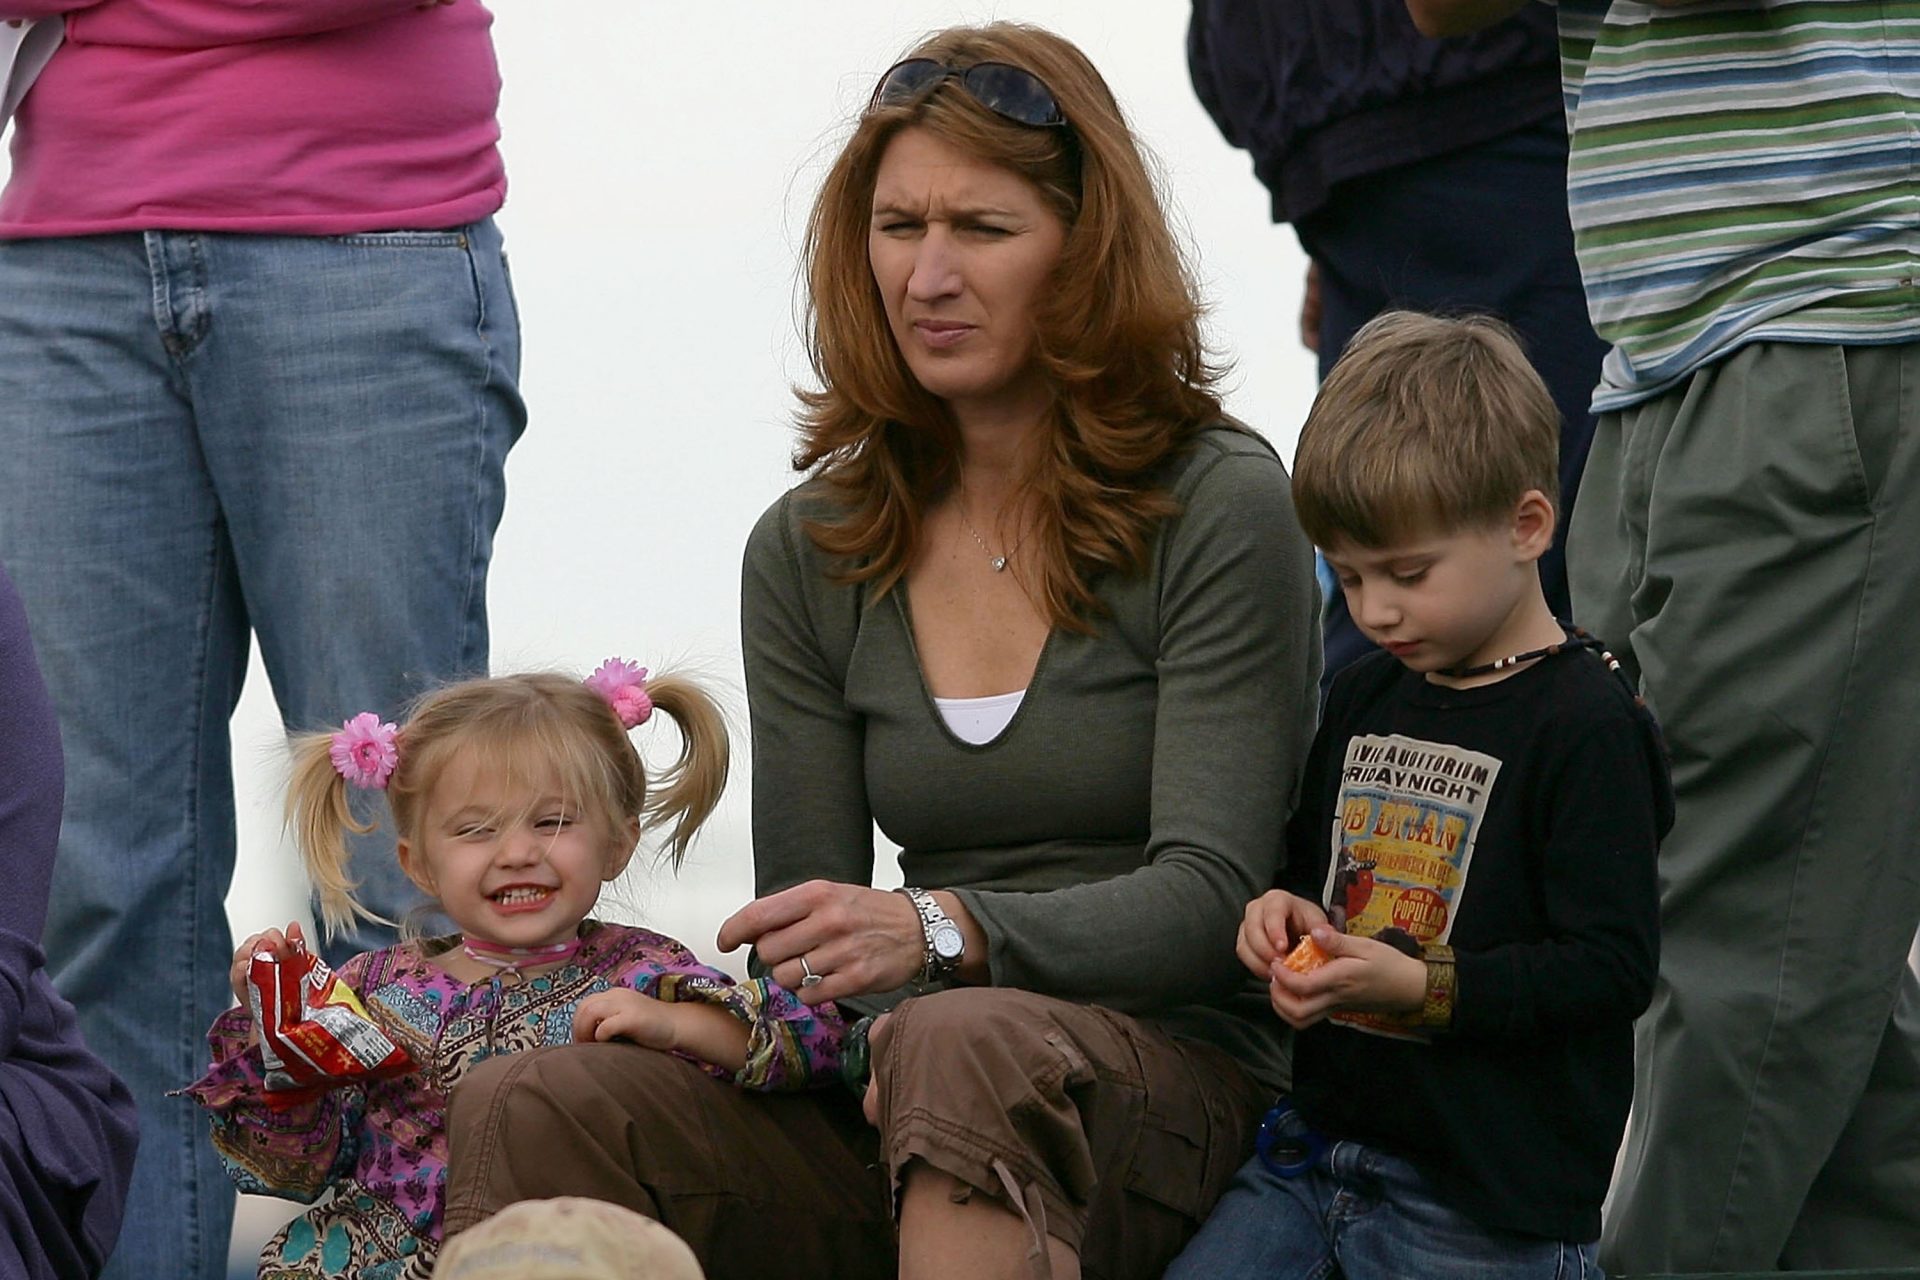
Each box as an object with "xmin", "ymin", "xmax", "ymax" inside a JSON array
[{"xmin": 443, "ymin": 987, "xmax": 1268, "ymax": 1279}]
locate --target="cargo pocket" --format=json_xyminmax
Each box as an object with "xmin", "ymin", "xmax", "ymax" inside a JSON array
[
  {"xmin": 1122, "ymin": 1040, "xmax": 1235, "ymax": 1224},
  {"xmin": 1018, "ymin": 1029, "xmax": 1100, "ymax": 1206}
]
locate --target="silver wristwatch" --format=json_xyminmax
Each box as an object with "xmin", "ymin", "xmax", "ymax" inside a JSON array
[{"xmin": 897, "ymin": 886, "xmax": 965, "ymax": 981}]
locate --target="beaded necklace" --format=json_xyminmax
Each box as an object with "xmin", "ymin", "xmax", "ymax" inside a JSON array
[{"xmin": 1437, "ymin": 624, "xmax": 1620, "ymax": 681}]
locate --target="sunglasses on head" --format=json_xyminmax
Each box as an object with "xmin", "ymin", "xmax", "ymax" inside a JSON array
[{"xmin": 867, "ymin": 58, "xmax": 1068, "ymax": 130}]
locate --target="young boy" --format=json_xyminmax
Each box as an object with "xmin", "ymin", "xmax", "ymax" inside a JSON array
[{"xmin": 1169, "ymin": 311, "xmax": 1673, "ymax": 1280}]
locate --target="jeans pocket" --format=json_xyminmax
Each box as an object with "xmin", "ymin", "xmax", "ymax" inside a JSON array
[
  {"xmin": 334, "ymin": 229, "xmax": 471, "ymax": 248},
  {"xmin": 494, "ymin": 246, "xmax": 523, "ymax": 348},
  {"xmin": 1564, "ymin": 1238, "xmax": 1604, "ymax": 1280}
]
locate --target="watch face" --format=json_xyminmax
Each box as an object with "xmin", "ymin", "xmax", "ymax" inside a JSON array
[{"xmin": 932, "ymin": 923, "xmax": 965, "ymax": 962}]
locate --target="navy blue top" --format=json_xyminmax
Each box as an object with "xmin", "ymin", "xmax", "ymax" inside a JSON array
[
  {"xmin": 0, "ymin": 562, "xmax": 139, "ymax": 1279},
  {"xmin": 1187, "ymin": 0, "xmax": 1563, "ymax": 224}
]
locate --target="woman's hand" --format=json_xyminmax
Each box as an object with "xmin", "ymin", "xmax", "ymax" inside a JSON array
[
  {"xmin": 1237, "ymin": 890, "xmax": 1328, "ymax": 981},
  {"xmin": 229, "ymin": 921, "xmax": 306, "ymax": 1009},
  {"xmin": 717, "ymin": 879, "xmax": 926, "ymax": 1004},
  {"xmin": 1265, "ymin": 924, "xmax": 1426, "ymax": 1030}
]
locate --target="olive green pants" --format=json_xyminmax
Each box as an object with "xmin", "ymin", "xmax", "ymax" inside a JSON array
[{"xmin": 1571, "ymin": 341, "xmax": 1920, "ymax": 1273}]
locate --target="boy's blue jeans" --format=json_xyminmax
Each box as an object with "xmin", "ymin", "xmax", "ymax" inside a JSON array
[
  {"xmin": 0, "ymin": 220, "xmax": 523, "ymax": 1280},
  {"xmin": 1168, "ymin": 1139, "xmax": 1603, "ymax": 1280}
]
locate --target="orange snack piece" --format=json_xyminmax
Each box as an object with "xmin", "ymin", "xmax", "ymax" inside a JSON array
[{"xmin": 1282, "ymin": 935, "xmax": 1330, "ymax": 974}]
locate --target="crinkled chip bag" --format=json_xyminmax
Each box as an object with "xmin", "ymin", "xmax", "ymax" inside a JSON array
[{"xmin": 249, "ymin": 941, "xmax": 411, "ymax": 1108}]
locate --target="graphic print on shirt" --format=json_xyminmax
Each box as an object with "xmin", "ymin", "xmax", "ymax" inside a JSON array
[{"xmin": 1320, "ymin": 733, "xmax": 1502, "ymax": 1040}]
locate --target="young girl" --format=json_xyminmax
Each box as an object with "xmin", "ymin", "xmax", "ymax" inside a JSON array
[{"xmin": 183, "ymin": 660, "xmax": 844, "ymax": 1280}]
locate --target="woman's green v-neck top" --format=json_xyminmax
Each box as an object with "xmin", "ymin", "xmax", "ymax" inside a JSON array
[{"xmin": 741, "ymin": 425, "xmax": 1321, "ymax": 1089}]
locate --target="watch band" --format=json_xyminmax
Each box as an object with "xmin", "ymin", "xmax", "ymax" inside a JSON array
[{"xmin": 896, "ymin": 886, "xmax": 961, "ymax": 981}]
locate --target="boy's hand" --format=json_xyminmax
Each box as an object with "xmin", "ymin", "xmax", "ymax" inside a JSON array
[
  {"xmin": 572, "ymin": 988, "xmax": 679, "ymax": 1050},
  {"xmin": 1238, "ymin": 891, "xmax": 1330, "ymax": 981},
  {"xmin": 1266, "ymin": 924, "xmax": 1426, "ymax": 1030},
  {"xmin": 229, "ymin": 921, "xmax": 305, "ymax": 1010}
]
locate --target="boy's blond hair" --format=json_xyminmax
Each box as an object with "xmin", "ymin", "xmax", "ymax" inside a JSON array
[{"xmin": 1292, "ymin": 310, "xmax": 1560, "ymax": 549}]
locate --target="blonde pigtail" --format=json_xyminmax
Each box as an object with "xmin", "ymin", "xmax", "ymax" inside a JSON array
[
  {"xmin": 284, "ymin": 730, "xmax": 392, "ymax": 940},
  {"xmin": 634, "ymin": 671, "xmax": 730, "ymax": 869}
]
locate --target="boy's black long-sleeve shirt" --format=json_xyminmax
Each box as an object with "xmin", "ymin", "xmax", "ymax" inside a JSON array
[{"xmin": 1284, "ymin": 647, "xmax": 1672, "ymax": 1242}]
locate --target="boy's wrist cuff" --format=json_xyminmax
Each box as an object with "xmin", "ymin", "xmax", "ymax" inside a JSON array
[{"xmin": 1418, "ymin": 945, "xmax": 1456, "ymax": 1029}]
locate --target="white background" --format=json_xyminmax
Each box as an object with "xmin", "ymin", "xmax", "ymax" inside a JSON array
[
  {"xmin": 217, "ymin": 0, "xmax": 1317, "ymax": 977},
  {"xmin": 7, "ymin": 0, "xmax": 1317, "ymax": 1263}
]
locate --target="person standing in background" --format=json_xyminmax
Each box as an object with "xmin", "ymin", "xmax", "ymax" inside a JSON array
[
  {"xmin": 0, "ymin": 558, "xmax": 139, "ymax": 1280},
  {"xmin": 1407, "ymin": 0, "xmax": 1920, "ymax": 1271},
  {"xmin": 0, "ymin": 2, "xmax": 524, "ymax": 1276},
  {"xmin": 1188, "ymin": 0, "xmax": 1605, "ymax": 686}
]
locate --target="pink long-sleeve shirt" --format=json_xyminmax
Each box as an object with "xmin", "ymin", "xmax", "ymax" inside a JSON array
[{"xmin": 0, "ymin": 0, "xmax": 506, "ymax": 237}]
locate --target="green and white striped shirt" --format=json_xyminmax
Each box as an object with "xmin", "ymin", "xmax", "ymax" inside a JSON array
[{"xmin": 1559, "ymin": 0, "xmax": 1920, "ymax": 410}]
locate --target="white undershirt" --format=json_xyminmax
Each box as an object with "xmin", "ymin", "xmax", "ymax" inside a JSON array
[{"xmin": 932, "ymin": 689, "xmax": 1027, "ymax": 746}]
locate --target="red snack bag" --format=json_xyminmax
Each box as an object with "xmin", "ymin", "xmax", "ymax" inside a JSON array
[
  {"xmin": 1282, "ymin": 934, "xmax": 1331, "ymax": 975},
  {"xmin": 249, "ymin": 941, "xmax": 412, "ymax": 1109}
]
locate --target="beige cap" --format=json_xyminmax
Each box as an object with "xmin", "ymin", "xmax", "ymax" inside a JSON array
[{"xmin": 436, "ymin": 1198, "xmax": 705, "ymax": 1280}]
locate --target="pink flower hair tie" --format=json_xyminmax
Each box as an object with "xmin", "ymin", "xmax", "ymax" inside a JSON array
[
  {"xmin": 329, "ymin": 712, "xmax": 400, "ymax": 790},
  {"xmin": 586, "ymin": 657, "xmax": 652, "ymax": 729}
]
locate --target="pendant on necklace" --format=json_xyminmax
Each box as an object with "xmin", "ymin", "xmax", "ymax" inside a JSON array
[{"xmin": 990, "ymin": 556, "xmax": 1008, "ymax": 572}]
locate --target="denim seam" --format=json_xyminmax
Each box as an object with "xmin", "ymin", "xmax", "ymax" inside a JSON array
[
  {"xmin": 334, "ymin": 231, "xmax": 467, "ymax": 248},
  {"xmin": 184, "ymin": 232, "xmax": 209, "ymax": 354},
  {"xmin": 178, "ymin": 503, "xmax": 232, "ymax": 1272},
  {"xmin": 145, "ymin": 231, "xmax": 211, "ymax": 367},
  {"xmin": 143, "ymin": 231, "xmax": 175, "ymax": 365},
  {"xmin": 456, "ymin": 226, "xmax": 493, "ymax": 673}
]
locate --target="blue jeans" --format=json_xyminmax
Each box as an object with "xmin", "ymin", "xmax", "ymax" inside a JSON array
[
  {"xmin": 0, "ymin": 221, "xmax": 523, "ymax": 1280},
  {"xmin": 1168, "ymin": 1141, "xmax": 1603, "ymax": 1280}
]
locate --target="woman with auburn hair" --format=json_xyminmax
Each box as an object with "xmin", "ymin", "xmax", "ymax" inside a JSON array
[{"xmin": 444, "ymin": 23, "xmax": 1321, "ymax": 1279}]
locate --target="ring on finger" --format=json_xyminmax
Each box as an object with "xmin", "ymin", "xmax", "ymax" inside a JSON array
[{"xmin": 799, "ymin": 954, "xmax": 824, "ymax": 989}]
